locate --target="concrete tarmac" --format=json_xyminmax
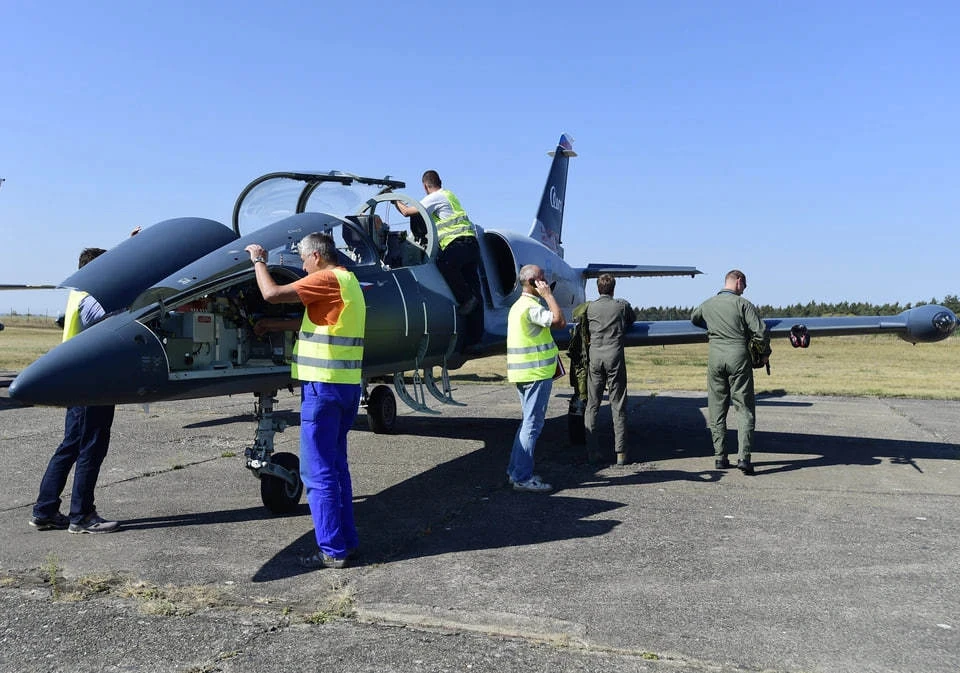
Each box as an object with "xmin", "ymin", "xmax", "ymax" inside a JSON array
[{"xmin": 0, "ymin": 378, "xmax": 958, "ymax": 673}]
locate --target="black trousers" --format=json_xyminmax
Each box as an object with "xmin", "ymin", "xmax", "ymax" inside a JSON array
[{"xmin": 437, "ymin": 236, "xmax": 481, "ymax": 305}]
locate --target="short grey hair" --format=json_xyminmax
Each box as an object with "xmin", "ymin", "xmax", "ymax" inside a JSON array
[
  {"xmin": 299, "ymin": 232, "xmax": 338, "ymax": 264},
  {"xmin": 517, "ymin": 264, "xmax": 542, "ymax": 288}
]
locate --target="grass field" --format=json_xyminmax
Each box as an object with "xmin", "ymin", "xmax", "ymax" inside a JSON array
[
  {"xmin": 0, "ymin": 315, "xmax": 62, "ymax": 371},
  {"xmin": 3, "ymin": 315, "xmax": 958, "ymax": 399},
  {"xmin": 452, "ymin": 335, "xmax": 960, "ymax": 399}
]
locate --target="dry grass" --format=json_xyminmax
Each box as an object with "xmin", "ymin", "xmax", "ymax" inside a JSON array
[
  {"xmin": 452, "ymin": 335, "xmax": 960, "ymax": 400},
  {"xmin": 4, "ymin": 313, "xmax": 958, "ymax": 399},
  {"xmin": 0, "ymin": 315, "xmax": 61, "ymax": 371}
]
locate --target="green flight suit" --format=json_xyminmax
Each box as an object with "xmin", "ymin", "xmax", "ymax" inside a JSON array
[
  {"xmin": 568, "ymin": 302, "xmax": 590, "ymax": 404},
  {"xmin": 691, "ymin": 290, "xmax": 768, "ymax": 461},
  {"xmin": 584, "ymin": 295, "xmax": 634, "ymax": 458}
]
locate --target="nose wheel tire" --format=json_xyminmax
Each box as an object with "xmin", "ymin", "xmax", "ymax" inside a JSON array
[{"xmin": 260, "ymin": 452, "xmax": 303, "ymax": 514}]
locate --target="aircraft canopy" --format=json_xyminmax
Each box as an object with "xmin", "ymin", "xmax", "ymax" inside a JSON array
[{"xmin": 232, "ymin": 171, "xmax": 406, "ymax": 236}]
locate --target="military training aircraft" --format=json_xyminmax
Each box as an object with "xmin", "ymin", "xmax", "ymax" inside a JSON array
[{"xmin": 7, "ymin": 134, "xmax": 958, "ymax": 513}]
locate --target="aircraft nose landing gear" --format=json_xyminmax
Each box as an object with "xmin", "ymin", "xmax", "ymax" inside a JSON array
[{"xmin": 245, "ymin": 390, "xmax": 303, "ymax": 514}]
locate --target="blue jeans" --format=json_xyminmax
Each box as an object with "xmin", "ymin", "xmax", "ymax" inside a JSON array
[
  {"xmin": 34, "ymin": 405, "xmax": 116, "ymax": 524},
  {"xmin": 507, "ymin": 378, "xmax": 553, "ymax": 483},
  {"xmin": 299, "ymin": 381, "xmax": 361, "ymax": 558}
]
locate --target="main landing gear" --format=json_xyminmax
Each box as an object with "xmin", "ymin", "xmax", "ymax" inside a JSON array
[
  {"xmin": 363, "ymin": 383, "xmax": 398, "ymax": 434},
  {"xmin": 360, "ymin": 360, "xmax": 466, "ymax": 435}
]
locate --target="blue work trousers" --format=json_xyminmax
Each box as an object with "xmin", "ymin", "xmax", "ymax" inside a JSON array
[
  {"xmin": 34, "ymin": 404, "xmax": 116, "ymax": 524},
  {"xmin": 507, "ymin": 377, "xmax": 553, "ymax": 483},
  {"xmin": 299, "ymin": 381, "xmax": 361, "ymax": 559}
]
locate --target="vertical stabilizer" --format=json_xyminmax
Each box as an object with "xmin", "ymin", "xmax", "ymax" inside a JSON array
[{"xmin": 529, "ymin": 133, "xmax": 576, "ymax": 258}]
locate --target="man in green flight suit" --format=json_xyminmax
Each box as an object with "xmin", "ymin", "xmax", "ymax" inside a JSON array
[{"xmin": 691, "ymin": 269, "xmax": 769, "ymax": 475}]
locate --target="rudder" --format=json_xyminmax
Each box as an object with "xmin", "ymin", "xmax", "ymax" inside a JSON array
[{"xmin": 528, "ymin": 133, "xmax": 577, "ymax": 258}]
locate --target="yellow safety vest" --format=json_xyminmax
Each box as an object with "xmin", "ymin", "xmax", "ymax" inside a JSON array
[
  {"xmin": 291, "ymin": 269, "xmax": 366, "ymax": 384},
  {"xmin": 432, "ymin": 189, "xmax": 476, "ymax": 250},
  {"xmin": 507, "ymin": 295, "xmax": 558, "ymax": 383},
  {"xmin": 61, "ymin": 290, "xmax": 88, "ymax": 342}
]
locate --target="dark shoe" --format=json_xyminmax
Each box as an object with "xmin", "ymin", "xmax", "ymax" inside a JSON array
[
  {"xmin": 29, "ymin": 512, "xmax": 69, "ymax": 531},
  {"xmin": 715, "ymin": 456, "xmax": 731, "ymax": 470},
  {"xmin": 300, "ymin": 550, "xmax": 348, "ymax": 569},
  {"xmin": 615, "ymin": 452, "xmax": 627, "ymax": 466},
  {"xmin": 736, "ymin": 459, "xmax": 755, "ymax": 475},
  {"xmin": 68, "ymin": 512, "xmax": 119, "ymax": 534}
]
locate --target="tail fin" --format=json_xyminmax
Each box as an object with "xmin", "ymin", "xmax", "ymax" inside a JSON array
[{"xmin": 529, "ymin": 133, "xmax": 577, "ymax": 258}]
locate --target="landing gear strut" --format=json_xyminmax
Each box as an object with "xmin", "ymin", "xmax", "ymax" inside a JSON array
[{"xmin": 245, "ymin": 390, "xmax": 303, "ymax": 514}]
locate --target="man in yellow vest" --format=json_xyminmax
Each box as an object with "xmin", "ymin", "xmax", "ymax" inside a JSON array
[
  {"xmin": 30, "ymin": 226, "xmax": 140, "ymax": 533},
  {"xmin": 246, "ymin": 233, "xmax": 366, "ymax": 569},
  {"xmin": 506, "ymin": 264, "xmax": 566, "ymax": 493},
  {"xmin": 396, "ymin": 170, "xmax": 482, "ymax": 318}
]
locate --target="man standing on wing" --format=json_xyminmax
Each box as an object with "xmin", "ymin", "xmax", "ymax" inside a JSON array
[{"xmin": 395, "ymin": 170, "xmax": 482, "ymax": 318}]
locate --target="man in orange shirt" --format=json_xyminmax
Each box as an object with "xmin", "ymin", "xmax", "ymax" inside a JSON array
[{"xmin": 246, "ymin": 233, "xmax": 366, "ymax": 568}]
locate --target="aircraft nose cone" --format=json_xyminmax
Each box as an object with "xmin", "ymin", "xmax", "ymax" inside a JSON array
[{"xmin": 10, "ymin": 315, "xmax": 168, "ymax": 406}]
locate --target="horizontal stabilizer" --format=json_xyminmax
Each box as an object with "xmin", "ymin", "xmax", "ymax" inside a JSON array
[{"xmin": 581, "ymin": 264, "xmax": 702, "ymax": 279}]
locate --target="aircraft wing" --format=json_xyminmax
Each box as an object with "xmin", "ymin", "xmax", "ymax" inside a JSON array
[
  {"xmin": 0, "ymin": 284, "xmax": 58, "ymax": 290},
  {"xmin": 581, "ymin": 264, "xmax": 702, "ymax": 279},
  {"xmin": 554, "ymin": 304, "xmax": 958, "ymax": 349}
]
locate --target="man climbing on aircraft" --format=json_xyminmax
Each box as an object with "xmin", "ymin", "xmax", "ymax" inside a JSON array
[
  {"xmin": 506, "ymin": 264, "xmax": 566, "ymax": 493},
  {"xmin": 246, "ymin": 233, "xmax": 365, "ymax": 569},
  {"xmin": 691, "ymin": 269, "xmax": 769, "ymax": 475},
  {"xmin": 395, "ymin": 170, "xmax": 482, "ymax": 319}
]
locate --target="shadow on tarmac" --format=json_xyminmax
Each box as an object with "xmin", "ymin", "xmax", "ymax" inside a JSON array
[
  {"xmin": 244, "ymin": 392, "xmax": 957, "ymax": 583},
  {"xmin": 12, "ymin": 385, "xmax": 951, "ymax": 585},
  {"xmin": 119, "ymin": 505, "xmax": 296, "ymax": 531},
  {"xmin": 182, "ymin": 409, "xmax": 302, "ymax": 429}
]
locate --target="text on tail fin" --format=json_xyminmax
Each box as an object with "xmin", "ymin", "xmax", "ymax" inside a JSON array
[{"xmin": 529, "ymin": 133, "xmax": 576, "ymax": 258}]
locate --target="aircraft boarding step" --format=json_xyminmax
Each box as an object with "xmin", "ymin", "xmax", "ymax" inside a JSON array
[{"xmin": 392, "ymin": 355, "xmax": 466, "ymax": 415}]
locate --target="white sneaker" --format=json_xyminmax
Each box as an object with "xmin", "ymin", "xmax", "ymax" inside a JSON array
[{"xmin": 512, "ymin": 475, "xmax": 553, "ymax": 493}]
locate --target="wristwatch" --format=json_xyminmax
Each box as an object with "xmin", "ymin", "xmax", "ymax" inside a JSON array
[{"xmin": 253, "ymin": 256, "xmax": 267, "ymax": 265}]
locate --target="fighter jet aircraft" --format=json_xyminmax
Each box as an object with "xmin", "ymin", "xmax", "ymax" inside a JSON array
[{"xmin": 8, "ymin": 134, "xmax": 958, "ymax": 513}]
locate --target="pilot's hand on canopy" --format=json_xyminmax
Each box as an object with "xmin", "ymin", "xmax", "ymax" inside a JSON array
[{"xmin": 245, "ymin": 244, "xmax": 267, "ymax": 263}]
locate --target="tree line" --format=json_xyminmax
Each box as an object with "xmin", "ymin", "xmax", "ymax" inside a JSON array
[{"xmin": 631, "ymin": 295, "xmax": 960, "ymax": 321}]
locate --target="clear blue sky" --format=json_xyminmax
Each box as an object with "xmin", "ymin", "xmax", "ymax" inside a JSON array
[{"xmin": 2, "ymin": 1, "xmax": 957, "ymax": 316}]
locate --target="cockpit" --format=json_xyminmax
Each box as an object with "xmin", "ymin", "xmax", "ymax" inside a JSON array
[{"xmin": 232, "ymin": 171, "xmax": 437, "ymax": 270}]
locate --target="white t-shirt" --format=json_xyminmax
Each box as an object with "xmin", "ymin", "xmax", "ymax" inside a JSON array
[
  {"xmin": 520, "ymin": 293, "xmax": 555, "ymax": 335},
  {"xmin": 420, "ymin": 190, "xmax": 455, "ymax": 221}
]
